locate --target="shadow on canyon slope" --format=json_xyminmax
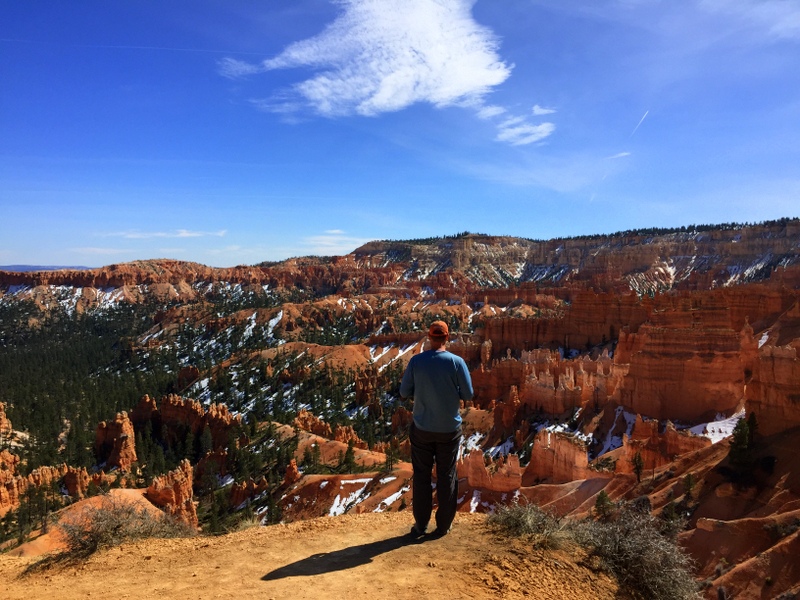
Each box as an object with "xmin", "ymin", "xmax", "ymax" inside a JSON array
[{"xmin": 261, "ymin": 532, "xmax": 428, "ymax": 580}]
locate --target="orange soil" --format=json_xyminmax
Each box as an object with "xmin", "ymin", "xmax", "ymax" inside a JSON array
[{"xmin": 0, "ymin": 512, "xmax": 626, "ymax": 600}]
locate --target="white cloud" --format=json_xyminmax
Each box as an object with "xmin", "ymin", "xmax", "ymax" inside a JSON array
[
  {"xmin": 72, "ymin": 247, "xmax": 132, "ymax": 256},
  {"xmin": 223, "ymin": 0, "xmax": 511, "ymax": 117},
  {"xmin": 103, "ymin": 229, "xmax": 227, "ymax": 239},
  {"xmin": 477, "ymin": 105, "xmax": 506, "ymax": 119},
  {"xmin": 532, "ymin": 104, "xmax": 556, "ymax": 115},
  {"xmin": 221, "ymin": 1, "xmax": 564, "ymax": 146},
  {"xmin": 606, "ymin": 151, "xmax": 631, "ymax": 159},
  {"xmin": 303, "ymin": 230, "xmax": 372, "ymax": 256},
  {"xmin": 218, "ymin": 57, "xmax": 263, "ymax": 78},
  {"xmin": 496, "ymin": 119, "xmax": 556, "ymax": 146}
]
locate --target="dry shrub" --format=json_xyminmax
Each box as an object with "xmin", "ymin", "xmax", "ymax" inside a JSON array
[
  {"xmin": 59, "ymin": 493, "xmax": 195, "ymax": 558},
  {"xmin": 489, "ymin": 501, "xmax": 700, "ymax": 600},
  {"xmin": 231, "ymin": 514, "xmax": 262, "ymax": 532},
  {"xmin": 488, "ymin": 502, "xmax": 572, "ymax": 550},
  {"xmin": 574, "ymin": 505, "xmax": 699, "ymax": 600}
]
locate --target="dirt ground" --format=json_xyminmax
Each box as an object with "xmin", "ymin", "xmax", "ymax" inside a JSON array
[{"xmin": 0, "ymin": 512, "xmax": 625, "ymax": 600}]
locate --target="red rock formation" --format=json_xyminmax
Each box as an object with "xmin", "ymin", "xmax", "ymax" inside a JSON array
[
  {"xmin": 94, "ymin": 411, "xmax": 137, "ymax": 471},
  {"xmin": 521, "ymin": 429, "xmax": 595, "ymax": 485},
  {"xmin": 145, "ymin": 459, "xmax": 197, "ymax": 527},
  {"xmin": 391, "ymin": 406, "xmax": 413, "ymax": 434},
  {"xmin": 131, "ymin": 394, "xmax": 244, "ymax": 451},
  {"xmin": 194, "ymin": 448, "xmax": 229, "ymax": 488},
  {"xmin": 479, "ymin": 291, "xmax": 652, "ymax": 355},
  {"xmin": 746, "ymin": 343, "xmax": 800, "ymax": 436},
  {"xmin": 608, "ymin": 416, "xmax": 712, "ymax": 475},
  {"xmin": 293, "ymin": 409, "xmax": 332, "ymax": 438},
  {"xmin": 333, "ymin": 425, "xmax": 367, "ymax": 449},
  {"xmin": 457, "ymin": 450, "xmax": 522, "ymax": 493},
  {"xmin": 130, "ymin": 394, "xmax": 159, "ymax": 426},
  {"xmin": 61, "ymin": 466, "xmax": 92, "ymax": 499},
  {"xmin": 283, "ymin": 459, "xmax": 300, "ymax": 486},
  {"xmin": 177, "ymin": 365, "xmax": 200, "ymax": 389},
  {"xmin": 0, "ymin": 402, "xmax": 11, "ymax": 437},
  {"xmin": 0, "ymin": 449, "xmax": 19, "ymax": 478},
  {"xmin": 489, "ymin": 386, "xmax": 521, "ymax": 443},
  {"xmin": 617, "ymin": 329, "xmax": 751, "ymax": 422},
  {"xmin": 0, "ymin": 462, "xmax": 91, "ymax": 517},
  {"xmin": 229, "ymin": 476, "xmax": 270, "ymax": 509}
]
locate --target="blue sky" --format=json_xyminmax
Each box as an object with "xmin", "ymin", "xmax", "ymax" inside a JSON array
[{"xmin": 1, "ymin": 0, "xmax": 799, "ymax": 267}]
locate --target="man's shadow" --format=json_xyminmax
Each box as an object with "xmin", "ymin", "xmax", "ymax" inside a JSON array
[{"xmin": 262, "ymin": 533, "xmax": 430, "ymax": 581}]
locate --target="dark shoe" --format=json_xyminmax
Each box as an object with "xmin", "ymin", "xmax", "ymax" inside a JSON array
[
  {"xmin": 430, "ymin": 526, "xmax": 451, "ymax": 537},
  {"xmin": 409, "ymin": 523, "xmax": 426, "ymax": 538}
]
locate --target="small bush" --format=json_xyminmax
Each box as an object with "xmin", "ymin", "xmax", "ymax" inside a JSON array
[
  {"xmin": 59, "ymin": 493, "xmax": 195, "ymax": 558},
  {"xmin": 764, "ymin": 518, "xmax": 800, "ymax": 541},
  {"xmin": 231, "ymin": 514, "xmax": 262, "ymax": 532},
  {"xmin": 574, "ymin": 504, "xmax": 699, "ymax": 600},
  {"xmin": 488, "ymin": 502, "xmax": 571, "ymax": 549},
  {"xmin": 490, "ymin": 501, "xmax": 700, "ymax": 600}
]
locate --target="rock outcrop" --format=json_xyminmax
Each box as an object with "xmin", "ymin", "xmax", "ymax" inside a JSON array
[
  {"xmin": 229, "ymin": 476, "xmax": 270, "ymax": 509},
  {"xmin": 746, "ymin": 342, "xmax": 800, "ymax": 436},
  {"xmin": 0, "ymin": 403, "xmax": 11, "ymax": 437},
  {"xmin": 94, "ymin": 411, "xmax": 137, "ymax": 472},
  {"xmin": 458, "ymin": 450, "xmax": 522, "ymax": 493},
  {"xmin": 131, "ymin": 394, "xmax": 244, "ymax": 451},
  {"xmin": 0, "ymin": 461, "xmax": 101, "ymax": 517},
  {"xmin": 145, "ymin": 459, "xmax": 197, "ymax": 527},
  {"xmin": 522, "ymin": 429, "xmax": 594, "ymax": 485},
  {"xmin": 293, "ymin": 409, "xmax": 332, "ymax": 438}
]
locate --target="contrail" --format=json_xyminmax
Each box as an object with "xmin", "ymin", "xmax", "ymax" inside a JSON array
[{"xmin": 630, "ymin": 110, "xmax": 649, "ymax": 137}]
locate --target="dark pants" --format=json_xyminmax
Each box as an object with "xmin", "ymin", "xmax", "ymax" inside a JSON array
[{"xmin": 410, "ymin": 422, "xmax": 461, "ymax": 533}]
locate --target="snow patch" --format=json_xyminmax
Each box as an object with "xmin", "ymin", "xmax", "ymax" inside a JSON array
[
  {"xmin": 689, "ymin": 409, "xmax": 745, "ymax": 444},
  {"xmin": 328, "ymin": 478, "xmax": 373, "ymax": 516}
]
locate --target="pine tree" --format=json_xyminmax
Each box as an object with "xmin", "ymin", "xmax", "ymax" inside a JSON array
[
  {"xmin": 683, "ymin": 472, "xmax": 696, "ymax": 500},
  {"xmin": 729, "ymin": 418, "xmax": 751, "ymax": 467},
  {"xmin": 340, "ymin": 439, "xmax": 356, "ymax": 474},
  {"xmin": 594, "ymin": 490, "xmax": 614, "ymax": 521},
  {"xmin": 198, "ymin": 425, "xmax": 214, "ymax": 461},
  {"xmin": 632, "ymin": 450, "xmax": 645, "ymax": 484},
  {"xmin": 747, "ymin": 411, "xmax": 758, "ymax": 446}
]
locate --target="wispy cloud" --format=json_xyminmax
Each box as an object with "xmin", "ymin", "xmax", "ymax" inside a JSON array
[
  {"xmin": 532, "ymin": 104, "xmax": 557, "ymax": 116},
  {"xmin": 606, "ymin": 151, "xmax": 631, "ymax": 159},
  {"xmin": 496, "ymin": 117, "xmax": 556, "ymax": 146},
  {"xmin": 303, "ymin": 230, "xmax": 372, "ymax": 256},
  {"xmin": 102, "ymin": 229, "xmax": 227, "ymax": 239},
  {"xmin": 699, "ymin": 0, "xmax": 800, "ymax": 39},
  {"xmin": 477, "ymin": 105, "xmax": 506, "ymax": 119},
  {"xmin": 71, "ymin": 247, "xmax": 132, "ymax": 256},
  {"xmin": 220, "ymin": 0, "xmax": 555, "ymax": 146}
]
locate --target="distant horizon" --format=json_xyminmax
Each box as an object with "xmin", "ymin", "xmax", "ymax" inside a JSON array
[
  {"xmin": 2, "ymin": 215, "xmax": 796, "ymax": 271},
  {"xmin": 3, "ymin": 1, "xmax": 799, "ymax": 268}
]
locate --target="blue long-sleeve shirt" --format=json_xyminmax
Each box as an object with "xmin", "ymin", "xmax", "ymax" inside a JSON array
[{"xmin": 400, "ymin": 349, "xmax": 474, "ymax": 433}]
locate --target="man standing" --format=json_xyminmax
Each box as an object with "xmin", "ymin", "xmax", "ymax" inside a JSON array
[{"xmin": 400, "ymin": 320, "xmax": 474, "ymax": 537}]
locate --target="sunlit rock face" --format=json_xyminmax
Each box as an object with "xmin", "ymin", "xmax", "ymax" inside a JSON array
[
  {"xmin": 94, "ymin": 411, "xmax": 138, "ymax": 472},
  {"xmin": 146, "ymin": 459, "xmax": 197, "ymax": 527},
  {"xmin": 0, "ymin": 403, "xmax": 11, "ymax": 438},
  {"xmin": 131, "ymin": 394, "xmax": 244, "ymax": 452}
]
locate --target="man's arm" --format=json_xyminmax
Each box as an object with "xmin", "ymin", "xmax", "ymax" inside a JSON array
[
  {"xmin": 456, "ymin": 357, "xmax": 474, "ymax": 401},
  {"xmin": 399, "ymin": 359, "xmax": 415, "ymax": 399}
]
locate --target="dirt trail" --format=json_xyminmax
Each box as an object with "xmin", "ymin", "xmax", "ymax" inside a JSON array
[{"xmin": 0, "ymin": 512, "xmax": 623, "ymax": 600}]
